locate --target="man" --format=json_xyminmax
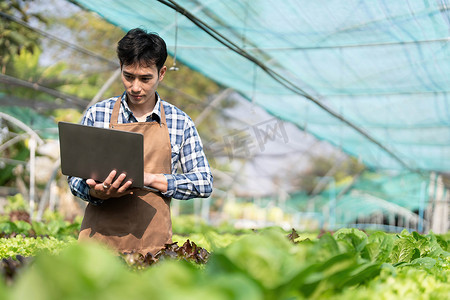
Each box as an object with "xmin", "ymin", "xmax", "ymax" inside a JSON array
[{"xmin": 68, "ymin": 28, "xmax": 213, "ymax": 255}]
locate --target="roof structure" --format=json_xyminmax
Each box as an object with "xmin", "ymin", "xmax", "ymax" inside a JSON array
[{"xmin": 70, "ymin": 0, "xmax": 450, "ymax": 174}]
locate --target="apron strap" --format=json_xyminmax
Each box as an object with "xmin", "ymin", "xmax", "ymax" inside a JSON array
[
  {"xmin": 110, "ymin": 95, "xmax": 167, "ymax": 128},
  {"xmin": 159, "ymin": 99, "xmax": 167, "ymax": 126},
  {"xmin": 110, "ymin": 97, "xmax": 121, "ymax": 128}
]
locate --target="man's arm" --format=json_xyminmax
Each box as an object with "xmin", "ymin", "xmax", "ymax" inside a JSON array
[
  {"xmin": 160, "ymin": 119, "xmax": 213, "ymax": 200},
  {"xmin": 144, "ymin": 173, "xmax": 168, "ymax": 192},
  {"xmin": 68, "ymin": 176, "xmax": 104, "ymax": 205}
]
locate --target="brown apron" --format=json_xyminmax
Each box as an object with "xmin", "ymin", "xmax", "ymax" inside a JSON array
[{"xmin": 79, "ymin": 98, "xmax": 172, "ymax": 255}]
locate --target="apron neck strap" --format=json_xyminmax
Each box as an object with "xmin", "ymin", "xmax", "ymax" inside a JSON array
[
  {"xmin": 110, "ymin": 95, "xmax": 167, "ymax": 126},
  {"xmin": 111, "ymin": 97, "xmax": 121, "ymax": 126},
  {"xmin": 159, "ymin": 99, "xmax": 167, "ymax": 126}
]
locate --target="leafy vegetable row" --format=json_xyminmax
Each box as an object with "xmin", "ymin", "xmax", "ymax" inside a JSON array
[{"xmin": 1, "ymin": 228, "xmax": 448, "ymax": 299}]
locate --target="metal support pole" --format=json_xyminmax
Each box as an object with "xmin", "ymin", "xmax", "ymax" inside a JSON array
[
  {"xmin": 431, "ymin": 175, "xmax": 446, "ymax": 233},
  {"xmin": 29, "ymin": 137, "xmax": 36, "ymax": 220},
  {"xmin": 201, "ymin": 197, "xmax": 210, "ymax": 223},
  {"xmin": 418, "ymin": 181, "xmax": 426, "ymax": 233},
  {"xmin": 36, "ymin": 159, "xmax": 61, "ymax": 221},
  {"xmin": 328, "ymin": 177, "xmax": 336, "ymax": 229}
]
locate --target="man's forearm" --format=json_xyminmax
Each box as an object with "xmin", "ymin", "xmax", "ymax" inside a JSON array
[
  {"xmin": 144, "ymin": 173, "xmax": 168, "ymax": 192},
  {"xmin": 162, "ymin": 172, "xmax": 213, "ymax": 200},
  {"xmin": 68, "ymin": 176, "xmax": 105, "ymax": 205}
]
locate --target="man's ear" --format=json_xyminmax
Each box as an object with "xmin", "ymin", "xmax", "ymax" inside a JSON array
[{"xmin": 159, "ymin": 65, "xmax": 167, "ymax": 80}]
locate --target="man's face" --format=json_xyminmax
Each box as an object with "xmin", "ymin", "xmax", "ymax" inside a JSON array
[{"xmin": 121, "ymin": 63, "xmax": 166, "ymax": 107}]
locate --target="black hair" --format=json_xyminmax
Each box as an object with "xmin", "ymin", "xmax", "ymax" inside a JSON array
[{"xmin": 117, "ymin": 28, "xmax": 167, "ymax": 71}]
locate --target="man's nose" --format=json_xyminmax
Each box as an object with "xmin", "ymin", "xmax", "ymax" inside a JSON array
[{"xmin": 130, "ymin": 79, "xmax": 142, "ymax": 92}]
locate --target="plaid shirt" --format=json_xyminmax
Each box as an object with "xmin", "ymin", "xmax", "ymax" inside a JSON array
[{"xmin": 68, "ymin": 92, "xmax": 213, "ymax": 204}]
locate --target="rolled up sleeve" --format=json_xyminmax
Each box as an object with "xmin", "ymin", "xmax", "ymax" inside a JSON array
[{"xmin": 162, "ymin": 119, "xmax": 213, "ymax": 200}]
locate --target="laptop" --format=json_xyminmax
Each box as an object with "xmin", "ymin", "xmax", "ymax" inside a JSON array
[{"xmin": 58, "ymin": 121, "xmax": 145, "ymax": 188}]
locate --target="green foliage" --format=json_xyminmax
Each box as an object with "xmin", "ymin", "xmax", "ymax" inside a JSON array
[
  {"xmin": 173, "ymin": 231, "xmax": 240, "ymax": 251},
  {"xmin": 0, "ymin": 235, "xmax": 75, "ymax": 258},
  {"xmin": 0, "ymin": 227, "xmax": 449, "ymax": 299},
  {"xmin": 0, "ymin": 221, "xmax": 31, "ymax": 236},
  {"xmin": 172, "ymin": 214, "xmax": 250, "ymax": 235},
  {"xmin": 333, "ymin": 227, "xmax": 369, "ymax": 253},
  {"xmin": 0, "ymin": 0, "xmax": 46, "ymax": 73},
  {"xmin": 0, "ymin": 209, "xmax": 82, "ymax": 241},
  {"xmin": 172, "ymin": 215, "xmax": 254, "ymax": 250},
  {"xmin": 10, "ymin": 218, "xmax": 79, "ymax": 239},
  {"xmin": 3, "ymin": 194, "xmax": 28, "ymax": 214},
  {"xmin": 9, "ymin": 241, "xmax": 138, "ymax": 300},
  {"xmin": 7, "ymin": 241, "xmax": 263, "ymax": 300},
  {"xmin": 160, "ymin": 57, "xmax": 222, "ymax": 112},
  {"xmin": 52, "ymin": 108, "xmax": 83, "ymax": 123},
  {"xmin": 5, "ymin": 47, "xmax": 67, "ymax": 100},
  {"xmin": 33, "ymin": 219, "xmax": 81, "ymax": 238},
  {"xmin": 57, "ymin": 10, "xmax": 123, "ymax": 70},
  {"xmin": 361, "ymin": 231, "xmax": 395, "ymax": 263},
  {"xmin": 389, "ymin": 230, "xmax": 450, "ymax": 266},
  {"xmin": 2, "ymin": 46, "xmax": 103, "ymax": 102},
  {"xmin": 0, "ymin": 142, "xmax": 29, "ymax": 187},
  {"xmin": 296, "ymin": 156, "xmax": 365, "ymax": 194},
  {"xmin": 336, "ymin": 267, "xmax": 450, "ymax": 300}
]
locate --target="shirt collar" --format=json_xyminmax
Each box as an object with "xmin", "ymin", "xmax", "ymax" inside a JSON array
[{"xmin": 120, "ymin": 92, "xmax": 162, "ymax": 123}]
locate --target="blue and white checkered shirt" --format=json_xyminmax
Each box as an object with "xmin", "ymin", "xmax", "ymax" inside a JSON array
[{"xmin": 68, "ymin": 92, "xmax": 213, "ymax": 204}]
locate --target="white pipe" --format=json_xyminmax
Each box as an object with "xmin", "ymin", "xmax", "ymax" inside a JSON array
[
  {"xmin": 0, "ymin": 112, "xmax": 43, "ymax": 145},
  {"xmin": 29, "ymin": 137, "xmax": 36, "ymax": 220},
  {"xmin": 36, "ymin": 159, "xmax": 61, "ymax": 221}
]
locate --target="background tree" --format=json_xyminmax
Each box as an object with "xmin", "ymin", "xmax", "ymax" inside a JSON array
[
  {"xmin": 295, "ymin": 155, "xmax": 365, "ymax": 195},
  {"xmin": 0, "ymin": 0, "xmax": 46, "ymax": 73},
  {"xmin": 54, "ymin": 6, "xmax": 235, "ymax": 167}
]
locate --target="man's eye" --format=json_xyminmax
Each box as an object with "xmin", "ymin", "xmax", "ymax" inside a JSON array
[
  {"xmin": 124, "ymin": 75, "xmax": 133, "ymax": 80},
  {"xmin": 141, "ymin": 78, "xmax": 151, "ymax": 82}
]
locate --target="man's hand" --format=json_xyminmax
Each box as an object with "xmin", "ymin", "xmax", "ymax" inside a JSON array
[
  {"xmin": 87, "ymin": 170, "xmax": 135, "ymax": 200},
  {"xmin": 144, "ymin": 173, "xmax": 168, "ymax": 193}
]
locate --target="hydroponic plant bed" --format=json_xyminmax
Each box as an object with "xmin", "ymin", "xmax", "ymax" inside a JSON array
[{"xmin": 0, "ymin": 216, "xmax": 449, "ymax": 300}]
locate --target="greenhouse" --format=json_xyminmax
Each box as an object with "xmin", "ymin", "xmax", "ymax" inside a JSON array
[
  {"xmin": 1, "ymin": 1, "xmax": 450, "ymax": 299},
  {"xmin": 2, "ymin": 0, "xmax": 449, "ymax": 233}
]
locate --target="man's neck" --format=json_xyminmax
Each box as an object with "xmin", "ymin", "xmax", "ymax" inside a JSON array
[{"xmin": 127, "ymin": 94, "xmax": 157, "ymax": 119}]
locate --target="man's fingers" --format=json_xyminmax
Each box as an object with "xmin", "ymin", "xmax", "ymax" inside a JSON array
[
  {"xmin": 86, "ymin": 179, "xmax": 97, "ymax": 188},
  {"xmin": 88, "ymin": 172, "xmax": 133, "ymax": 199},
  {"xmin": 103, "ymin": 170, "xmax": 117, "ymax": 187},
  {"xmin": 117, "ymin": 180, "xmax": 133, "ymax": 193},
  {"xmin": 110, "ymin": 173, "xmax": 127, "ymax": 189}
]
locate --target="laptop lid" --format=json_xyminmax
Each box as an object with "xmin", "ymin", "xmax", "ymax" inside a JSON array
[{"xmin": 58, "ymin": 121, "xmax": 144, "ymax": 188}]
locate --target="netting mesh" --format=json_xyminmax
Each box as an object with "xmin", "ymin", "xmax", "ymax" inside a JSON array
[
  {"xmin": 284, "ymin": 171, "xmax": 429, "ymax": 229},
  {"xmin": 70, "ymin": 0, "xmax": 450, "ymax": 227},
  {"xmin": 72, "ymin": 0, "xmax": 450, "ymax": 172},
  {"xmin": 0, "ymin": 105, "xmax": 58, "ymax": 139}
]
